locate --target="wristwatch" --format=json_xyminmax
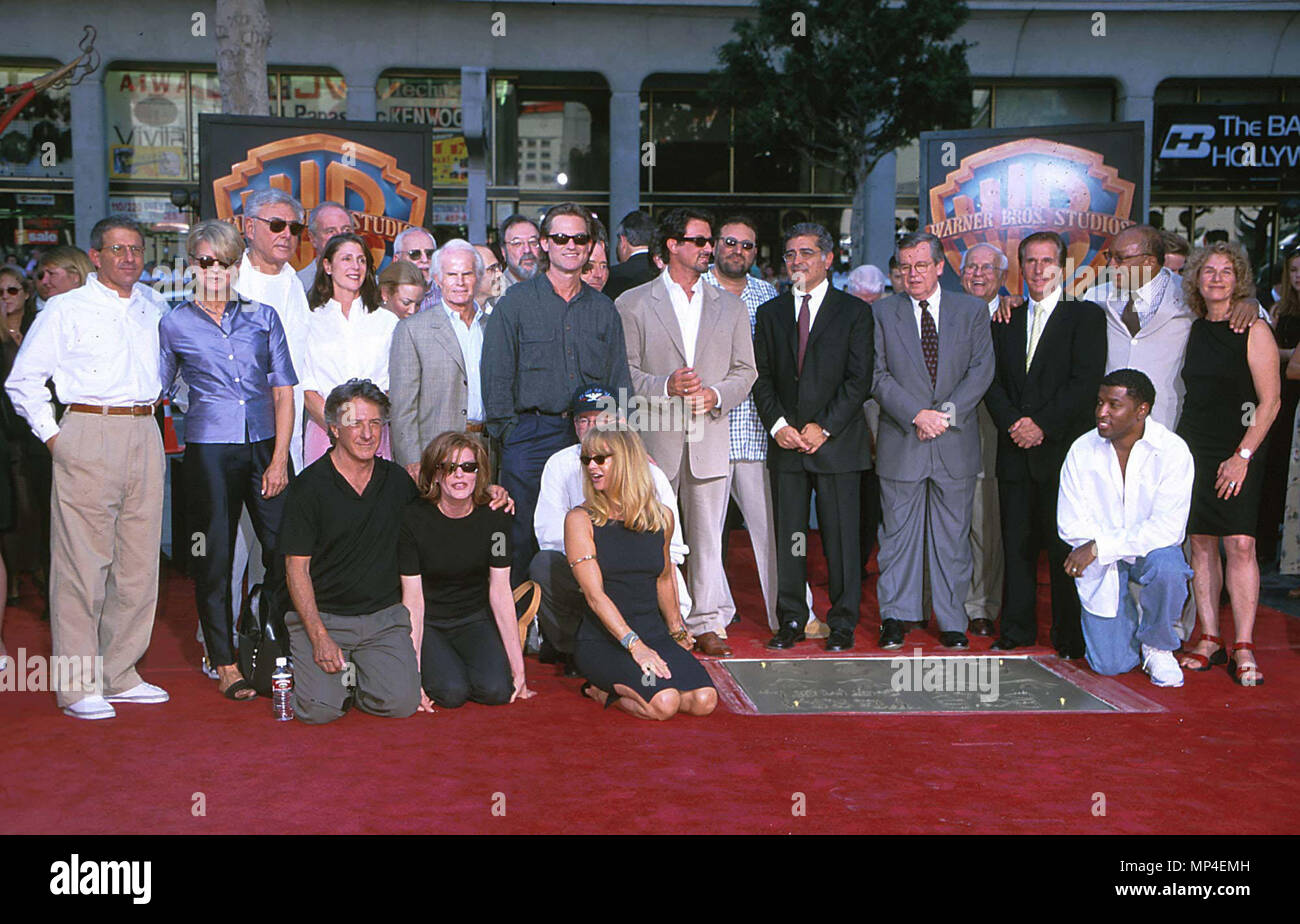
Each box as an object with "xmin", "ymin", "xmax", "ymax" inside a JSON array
[{"xmin": 1237, "ymin": 448, "xmax": 1253, "ymax": 461}]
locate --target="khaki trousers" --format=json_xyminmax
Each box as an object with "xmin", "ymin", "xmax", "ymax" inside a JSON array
[{"xmin": 50, "ymin": 413, "xmax": 163, "ymax": 707}]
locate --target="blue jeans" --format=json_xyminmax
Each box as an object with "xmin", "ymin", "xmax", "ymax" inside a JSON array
[
  {"xmin": 500, "ymin": 413, "xmax": 576, "ymax": 586},
  {"xmin": 1081, "ymin": 545, "xmax": 1192, "ymax": 676}
]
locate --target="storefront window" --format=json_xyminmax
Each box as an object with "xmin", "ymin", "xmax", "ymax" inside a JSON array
[
  {"xmin": 0, "ymin": 64, "xmax": 73, "ymax": 180},
  {"xmin": 645, "ymin": 89, "xmax": 728, "ymax": 193},
  {"xmin": 377, "ymin": 73, "xmax": 466, "ymax": 187},
  {"xmin": 991, "ymin": 85, "xmax": 1114, "ymax": 128},
  {"xmin": 278, "ymin": 73, "xmax": 347, "ymax": 119},
  {"xmin": 0, "ymin": 191, "xmax": 75, "ymax": 264}
]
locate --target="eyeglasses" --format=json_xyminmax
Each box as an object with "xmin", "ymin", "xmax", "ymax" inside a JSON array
[
  {"xmin": 439, "ymin": 460, "xmax": 480, "ymax": 474},
  {"xmin": 675, "ymin": 236, "xmax": 712, "ymax": 248},
  {"xmin": 898, "ymin": 261, "xmax": 936, "ymax": 275},
  {"xmin": 1101, "ymin": 250, "xmax": 1153, "ymax": 265},
  {"xmin": 400, "ymin": 249, "xmax": 435, "ymax": 260},
  {"xmin": 106, "ymin": 244, "xmax": 145, "ymax": 257},
  {"xmin": 783, "ymin": 247, "xmax": 821, "ymax": 262},
  {"xmin": 718, "ymin": 237, "xmax": 756, "ymax": 251},
  {"xmin": 580, "ymin": 453, "xmax": 613, "ymax": 466},
  {"xmin": 193, "ymin": 255, "xmax": 233, "ymax": 269},
  {"xmin": 250, "ymin": 216, "xmax": 306, "ymax": 236},
  {"xmin": 506, "ymin": 237, "xmax": 541, "ymax": 250},
  {"xmin": 1, "ymin": 285, "xmax": 22, "ymax": 296},
  {"xmin": 483, "ymin": 263, "xmax": 501, "ymax": 274},
  {"xmin": 545, "ymin": 232, "xmax": 591, "ymax": 246}
]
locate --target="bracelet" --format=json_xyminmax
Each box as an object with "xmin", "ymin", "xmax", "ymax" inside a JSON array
[
  {"xmin": 568, "ymin": 553, "xmax": 596, "ymax": 567},
  {"xmin": 670, "ymin": 628, "xmax": 688, "ymax": 643},
  {"xmin": 620, "ymin": 631, "xmax": 640, "ymax": 650}
]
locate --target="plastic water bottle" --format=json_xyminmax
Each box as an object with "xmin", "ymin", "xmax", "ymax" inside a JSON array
[{"xmin": 272, "ymin": 657, "xmax": 294, "ymax": 721}]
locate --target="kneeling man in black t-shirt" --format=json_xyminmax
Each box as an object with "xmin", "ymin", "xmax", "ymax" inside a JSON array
[{"xmin": 279, "ymin": 380, "xmax": 422, "ymax": 724}]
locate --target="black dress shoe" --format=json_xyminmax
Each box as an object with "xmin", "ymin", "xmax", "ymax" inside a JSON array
[
  {"xmin": 991, "ymin": 637, "xmax": 1020, "ymax": 651},
  {"xmin": 766, "ymin": 625, "xmax": 806, "ymax": 649},
  {"xmin": 939, "ymin": 631, "xmax": 969, "ymax": 649},
  {"xmin": 879, "ymin": 618, "xmax": 905, "ymax": 650},
  {"xmin": 968, "ymin": 617, "xmax": 995, "ymax": 637},
  {"xmin": 1057, "ymin": 646, "xmax": 1086, "ymax": 660},
  {"xmin": 826, "ymin": 628, "xmax": 855, "ymax": 652}
]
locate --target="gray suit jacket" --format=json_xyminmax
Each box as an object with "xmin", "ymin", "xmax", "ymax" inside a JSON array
[
  {"xmin": 296, "ymin": 259, "xmax": 318, "ymax": 295},
  {"xmin": 389, "ymin": 301, "xmax": 473, "ymax": 466},
  {"xmin": 872, "ymin": 290, "xmax": 995, "ymax": 481},
  {"xmin": 616, "ymin": 276, "xmax": 757, "ymax": 481}
]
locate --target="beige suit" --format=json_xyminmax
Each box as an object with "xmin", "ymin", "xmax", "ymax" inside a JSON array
[
  {"xmin": 617, "ymin": 276, "xmax": 757, "ymax": 635},
  {"xmin": 389, "ymin": 302, "xmax": 478, "ymax": 467}
]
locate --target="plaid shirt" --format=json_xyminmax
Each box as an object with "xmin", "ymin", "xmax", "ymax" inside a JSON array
[{"xmin": 703, "ymin": 270, "xmax": 778, "ymax": 462}]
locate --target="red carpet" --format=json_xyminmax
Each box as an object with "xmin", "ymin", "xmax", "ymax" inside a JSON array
[{"xmin": 2, "ymin": 532, "xmax": 1297, "ymax": 835}]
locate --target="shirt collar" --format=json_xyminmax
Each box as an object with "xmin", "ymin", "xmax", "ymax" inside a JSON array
[
  {"xmin": 909, "ymin": 284, "xmax": 941, "ymax": 313},
  {"xmin": 442, "ymin": 299, "xmax": 484, "ymax": 325},
  {"xmin": 1030, "ymin": 286, "xmax": 1062, "ymax": 315},
  {"xmin": 1133, "ymin": 266, "xmax": 1169, "ymax": 305},
  {"xmin": 792, "ymin": 277, "xmax": 829, "ymax": 302},
  {"xmin": 662, "ymin": 267, "xmax": 704, "ymax": 301}
]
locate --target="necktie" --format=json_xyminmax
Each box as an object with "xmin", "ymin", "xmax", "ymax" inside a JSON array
[
  {"xmin": 919, "ymin": 300, "xmax": 938, "ymax": 387},
  {"xmin": 1026, "ymin": 302, "xmax": 1046, "ymax": 372},
  {"xmin": 796, "ymin": 293, "xmax": 811, "ymax": 374},
  {"xmin": 1121, "ymin": 294, "xmax": 1141, "ymax": 337}
]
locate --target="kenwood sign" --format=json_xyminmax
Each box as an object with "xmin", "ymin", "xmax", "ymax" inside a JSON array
[{"xmin": 1155, "ymin": 104, "xmax": 1300, "ymax": 182}]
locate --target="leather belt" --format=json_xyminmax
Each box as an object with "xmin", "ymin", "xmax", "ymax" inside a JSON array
[
  {"xmin": 466, "ymin": 422, "xmax": 485, "ymax": 433},
  {"xmin": 67, "ymin": 403, "xmax": 157, "ymax": 416}
]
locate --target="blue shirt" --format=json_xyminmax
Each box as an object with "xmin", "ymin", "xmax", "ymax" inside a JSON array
[
  {"xmin": 159, "ymin": 298, "xmax": 298, "ymax": 444},
  {"xmin": 703, "ymin": 270, "xmax": 778, "ymax": 462}
]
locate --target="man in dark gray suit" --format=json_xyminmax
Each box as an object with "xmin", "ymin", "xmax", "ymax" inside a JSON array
[
  {"xmin": 604, "ymin": 210, "xmax": 658, "ymax": 301},
  {"xmin": 872, "ymin": 231, "xmax": 995, "ymax": 650}
]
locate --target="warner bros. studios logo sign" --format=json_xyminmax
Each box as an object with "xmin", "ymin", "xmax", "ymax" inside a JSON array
[{"xmin": 926, "ymin": 138, "xmax": 1137, "ymax": 297}]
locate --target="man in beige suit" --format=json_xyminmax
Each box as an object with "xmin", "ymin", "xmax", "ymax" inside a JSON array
[
  {"xmin": 389, "ymin": 239, "xmax": 489, "ymax": 474},
  {"xmin": 616, "ymin": 208, "xmax": 757, "ymax": 657}
]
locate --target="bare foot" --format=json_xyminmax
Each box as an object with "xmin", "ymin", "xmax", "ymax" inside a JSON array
[
  {"xmin": 581, "ymin": 682, "xmax": 608, "ymax": 706},
  {"xmin": 1232, "ymin": 646, "xmax": 1263, "ymax": 686},
  {"xmin": 1177, "ymin": 638, "xmax": 1223, "ymax": 669},
  {"xmin": 216, "ymin": 663, "xmax": 256, "ymax": 700}
]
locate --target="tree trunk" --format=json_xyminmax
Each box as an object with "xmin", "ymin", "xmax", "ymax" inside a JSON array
[{"xmin": 215, "ymin": 0, "xmax": 271, "ymax": 116}]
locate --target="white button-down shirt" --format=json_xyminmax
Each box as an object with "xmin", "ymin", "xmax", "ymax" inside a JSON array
[
  {"xmin": 1057, "ymin": 419, "xmax": 1194, "ymax": 619},
  {"xmin": 1026, "ymin": 285, "xmax": 1062, "ymax": 368},
  {"xmin": 661, "ymin": 267, "xmax": 704, "ymax": 367},
  {"xmin": 770, "ymin": 277, "xmax": 830, "ymax": 437},
  {"xmin": 442, "ymin": 299, "xmax": 488, "ymax": 423},
  {"xmin": 909, "ymin": 284, "xmax": 942, "ymax": 338},
  {"xmin": 6, "ymin": 273, "xmax": 167, "ymax": 443},
  {"xmin": 301, "ymin": 298, "xmax": 399, "ymax": 395}
]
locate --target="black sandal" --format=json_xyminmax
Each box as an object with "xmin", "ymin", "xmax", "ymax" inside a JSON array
[
  {"xmin": 221, "ymin": 678, "xmax": 257, "ymax": 701},
  {"xmin": 579, "ymin": 682, "xmax": 620, "ymax": 709}
]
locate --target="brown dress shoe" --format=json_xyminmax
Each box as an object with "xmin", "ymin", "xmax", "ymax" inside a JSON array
[
  {"xmin": 969, "ymin": 617, "xmax": 995, "ymax": 637},
  {"xmin": 694, "ymin": 631, "xmax": 733, "ymax": 657}
]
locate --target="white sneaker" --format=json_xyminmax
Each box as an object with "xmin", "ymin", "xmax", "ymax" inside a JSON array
[
  {"xmin": 1141, "ymin": 644, "xmax": 1184, "ymax": 687},
  {"xmin": 105, "ymin": 681, "xmax": 170, "ymax": 704},
  {"xmin": 62, "ymin": 695, "xmax": 117, "ymax": 720}
]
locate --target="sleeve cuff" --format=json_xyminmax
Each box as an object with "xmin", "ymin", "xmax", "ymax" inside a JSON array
[{"xmin": 770, "ymin": 416, "xmax": 788, "ymax": 438}]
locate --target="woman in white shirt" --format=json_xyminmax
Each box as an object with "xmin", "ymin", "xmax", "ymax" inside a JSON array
[{"xmin": 301, "ymin": 232, "xmax": 399, "ymax": 465}]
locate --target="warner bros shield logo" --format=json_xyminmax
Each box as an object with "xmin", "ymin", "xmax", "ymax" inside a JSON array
[{"xmin": 926, "ymin": 138, "xmax": 1136, "ymax": 296}]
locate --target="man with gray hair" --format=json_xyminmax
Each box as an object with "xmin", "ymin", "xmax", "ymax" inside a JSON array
[
  {"xmin": 958, "ymin": 241, "xmax": 1009, "ymax": 637},
  {"xmin": 393, "ymin": 226, "xmax": 442, "ymax": 312},
  {"xmin": 845, "ymin": 264, "xmax": 888, "ymax": 304},
  {"xmin": 297, "ymin": 201, "xmax": 355, "ymax": 292},
  {"xmin": 499, "ymin": 214, "xmax": 542, "ymax": 291},
  {"xmin": 390, "ymin": 239, "xmax": 491, "ymax": 472},
  {"xmin": 279, "ymin": 379, "xmax": 421, "ymax": 724}
]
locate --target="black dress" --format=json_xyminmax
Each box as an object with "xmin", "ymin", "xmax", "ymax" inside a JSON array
[
  {"xmin": 573, "ymin": 518, "xmax": 713, "ymax": 699},
  {"xmin": 1177, "ymin": 319, "xmax": 1265, "ymax": 536},
  {"xmin": 1256, "ymin": 313, "xmax": 1300, "ymax": 555}
]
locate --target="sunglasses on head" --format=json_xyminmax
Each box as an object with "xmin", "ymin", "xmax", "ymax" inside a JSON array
[
  {"xmin": 401, "ymin": 248, "xmax": 435, "ymax": 260},
  {"xmin": 546, "ymin": 232, "xmax": 590, "ymax": 246},
  {"xmin": 193, "ymin": 255, "xmax": 233, "ymax": 269},
  {"xmin": 674, "ymin": 236, "xmax": 712, "ymax": 248},
  {"xmin": 439, "ymin": 460, "xmax": 480, "ymax": 474},
  {"xmin": 251, "ymin": 215, "xmax": 306, "ymax": 236},
  {"xmin": 580, "ymin": 453, "xmax": 613, "ymax": 466},
  {"xmin": 718, "ymin": 237, "xmax": 755, "ymax": 250},
  {"xmin": 1, "ymin": 285, "xmax": 22, "ymax": 296}
]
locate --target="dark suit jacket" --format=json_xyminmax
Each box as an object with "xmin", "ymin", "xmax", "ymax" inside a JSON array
[
  {"xmin": 604, "ymin": 252, "xmax": 658, "ymax": 301},
  {"xmin": 752, "ymin": 286, "xmax": 874, "ymax": 474},
  {"xmin": 984, "ymin": 296, "xmax": 1106, "ymax": 482}
]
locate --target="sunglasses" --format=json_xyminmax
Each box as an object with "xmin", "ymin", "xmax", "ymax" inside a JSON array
[
  {"xmin": 580, "ymin": 453, "xmax": 613, "ymax": 466},
  {"xmin": 674, "ymin": 236, "xmax": 712, "ymax": 248},
  {"xmin": 251, "ymin": 215, "xmax": 306, "ymax": 236},
  {"xmin": 193, "ymin": 255, "xmax": 234, "ymax": 269},
  {"xmin": 718, "ymin": 237, "xmax": 756, "ymax": 251},
  {"xmin": 439, "ymin": 460, "xmax": 480, "ymax": 474},
  {"xmin": 1, "ymin": 285, "xmax": 22, "ymax": 296},
  {"xmin": 545, "ymin": 232, "xmax": 591, "ymax": 246},
  {"xmin": 401, "ymin": 248, "xmax": 435, "ymax": 260}
]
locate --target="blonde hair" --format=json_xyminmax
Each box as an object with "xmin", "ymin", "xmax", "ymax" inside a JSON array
[
  {"xmin": 186, "ymin": 219, "xmax": 245, "ymax": 267},
  {"xmin": 579, "ymin": 426, "xmax": 670, "ymax": 534},
  {"xmin": 377, "ymin": 258, "xmax": 425, "ymax": 296},
  {"xmin": 35, "ymin": 246, "xmax": 93, "ymax": 286},
  {"xmin": 1183, "ymin": 241, "xmax": 1254, "ymax": 318}
]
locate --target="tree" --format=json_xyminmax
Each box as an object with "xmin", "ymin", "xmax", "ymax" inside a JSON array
[
  {"xmin": 215, "ymin": 0, "xmax": 271, "ymax": 116},
  {"xmin": 711, "ymin": 0, "xmax": 973, "ymax": 263}
]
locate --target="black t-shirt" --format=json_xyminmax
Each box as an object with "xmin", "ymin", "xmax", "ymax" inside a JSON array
[
  {"xmin": 397, "ymin": 501, "xmax": 513, "ymax": 628},
  {"xmin": 278, "ymin": 454, "xmax": 418, "ymax": 616}
]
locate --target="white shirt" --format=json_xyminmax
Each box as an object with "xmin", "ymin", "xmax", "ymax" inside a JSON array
[
  {"xmin": 6, "ymin": 273, "xmax": 166, "ymax": 443},
  {"xmin": 770, "ymin": 277, "xmax": 830, "ymax": 437},
  {"xmin": 301, "ymin": 298, "xmax": 399, "ymax": 394},
  {"xmin": 442, "ymin": 299, "xmax": 488, "ymax": 422},
  {"xmin": 1056, "ymin": 419, "xmax": 1194, "ymax": 619},
  {"xmin": 986, "ymin": 295, "xmax": 999, "ymax": 318},
  {"xmin": 1026, "ymin": 285, "xmax": 1062, "ymax": 368},
  {"xmin": 661, "ymin": 267, "xmax": 704, "ymax": 367},
  {"xmin": 909, "ymin": 284, "xmax": 942, "ymax": 338}
]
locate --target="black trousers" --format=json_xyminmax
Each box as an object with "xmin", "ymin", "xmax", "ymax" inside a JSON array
[
  {"xmin": 529, "ymin": 549, "xmax": 592, "ymax": 655},
  {"xmin": 183, "ymin": 440, "xmax": 289, "ymax": 666},
  {"xmin": 859, "ymin": 468, "xmax": 881, "ymax": 570},
  {"xmin": 771, "ymin": 467, "xmax": 862, "ymax": 632},
  {"xmin": 420, "ymin": 615, "xmax": 512, "ymax": 707},
  {"xmin": 997, "ymin": 474, "xmax": 1082, "ymax": 650}
]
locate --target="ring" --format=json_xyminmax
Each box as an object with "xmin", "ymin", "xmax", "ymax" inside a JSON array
[{"xmin": 1229, "ymin": 481, "xmax": 1237, "ymax": 488}]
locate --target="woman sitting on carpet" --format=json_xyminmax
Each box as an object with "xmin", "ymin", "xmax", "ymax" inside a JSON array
[
  {"xmin": 399, "ymin": 431, "xmax": 533, "ymax": 710},
  {"xmin": 565, "ymin": 427, "xmax": 716, "ymax": 720}
]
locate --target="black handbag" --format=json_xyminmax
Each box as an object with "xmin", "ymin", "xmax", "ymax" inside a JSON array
[{"xmin": 236, "ymin": 583, "xmax": 290, "ymax": 697}]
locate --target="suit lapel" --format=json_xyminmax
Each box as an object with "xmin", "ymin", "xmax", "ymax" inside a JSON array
[
  {"xmin": 805, "ymin": 288, "xmax": 837, "ymax": 355},
  {"xmin": 1010, "ymin": 304, "xmax": 1029, "ymax": 391},
  {"xmin": 897, "ymin": 296, "xmax": 931, "ymax": 386},
  {"xmin": 1025, "ymin": 301, "xmax": 1066, "ymax": 385},
  {"xmin": 649, "ymin": 280, "xmax": 688, "ymax": 365},
  {"xmin": 696, "ymin": 284, "xmax": 725, "ymax": 363},
  {"xmin": 936, "ymin": 295, "xmax": 961, "ymax": 393},
  {"xmin": 428, "ymin": 305, "xmax": 466, "ymax": 374}
]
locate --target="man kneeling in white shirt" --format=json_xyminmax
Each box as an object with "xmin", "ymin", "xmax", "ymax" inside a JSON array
[
  {"xmin": 1057, "ymin": 369, "xmax": 1194, "ymax": 687},
  {"xmin": 531, "ymin": 385, "xmax": 692, "ymax": 673}
]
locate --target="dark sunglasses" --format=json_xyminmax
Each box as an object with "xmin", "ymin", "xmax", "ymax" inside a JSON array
[
  {"xmin": 439, "ymin": 460, "xmax": 480, "ymax": 474},
  {"xmin": 401, "ymin": 248, "xmax": 436, "ymax": 260},
  {"xmin": 674, "ymin": 236, "xmax": 712, "ymax": 248},
  {"xmin": 1, "ymin": 285, "xmax": 22, "ymax": 296},
  {"xmin": 545, "ymin": 232, "xmax": 591, "ymax": 246},
  {"xmin": 251, "ymin": 215, "xmax": 306, "ymax": 236},
  {"xmin": 718, "ymin": 236, "xmax": 755, "ymax": 251},
  {"xmin": 580, "ymin": 453, "xmax": 613, "ymax": 466},
  {"xmin": 192, "ymin": 255, "xmax": 234, "ymax": 269}
]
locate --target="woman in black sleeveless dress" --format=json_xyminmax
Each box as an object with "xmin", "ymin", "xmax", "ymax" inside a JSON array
[
  {"xmin": 1176, "ymin": 243, "xmax": 1280, "ymax": 686},
  {"xmin": 565, "ymin": 427, "xmax": 715, "ymax": 720}
]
